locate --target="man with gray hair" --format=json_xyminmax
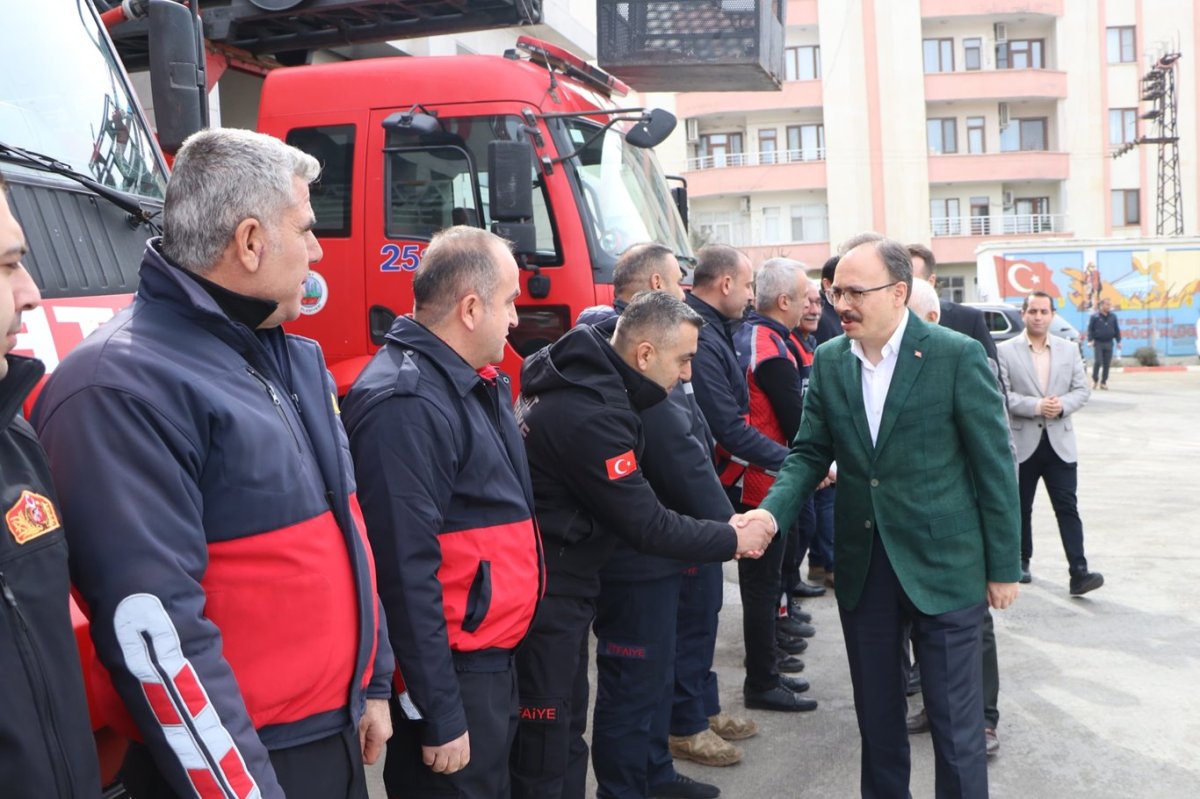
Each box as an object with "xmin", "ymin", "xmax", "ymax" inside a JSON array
[
  {"xmin": 742, "ymin": 232, "xmax": 1021, "ymax": 796},
  {"xmin": 35, "ymin": 128, "xmax": 393, "ymax": 799},
  {"xmin": 907, "ymin": 277, "xmax": 942, "ymax": 323}
]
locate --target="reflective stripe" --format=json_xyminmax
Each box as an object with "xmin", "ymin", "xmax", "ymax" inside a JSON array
[{"xmin": 114, "ymin": 594, "xmax": 261, "ymax": 799}]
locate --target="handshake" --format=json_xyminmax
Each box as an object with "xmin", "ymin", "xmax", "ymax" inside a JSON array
[{"xmin": 728, "ymin": 508, "xmax": 777, "ymax": 559}]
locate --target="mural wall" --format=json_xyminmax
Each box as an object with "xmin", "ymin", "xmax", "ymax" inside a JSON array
[{"xmin": 984, "ymin": 246, "xmax": 1200, "ymax": 357}]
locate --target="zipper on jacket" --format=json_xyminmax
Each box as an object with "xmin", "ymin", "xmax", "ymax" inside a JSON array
[
  {"xmin": 1, "ymin": 571, "xmax": 74, "ymax": 798},
  {"xmin": 246, "ymin": 366, "xmax": 302, "ymax": 453}
]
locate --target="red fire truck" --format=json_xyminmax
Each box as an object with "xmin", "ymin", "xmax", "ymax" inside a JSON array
[{"xmin": 257, "ymin": 35, "xmax": 691, "ymax": 391}]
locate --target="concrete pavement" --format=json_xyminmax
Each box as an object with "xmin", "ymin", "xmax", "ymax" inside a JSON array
[{"xmin": 370, "ymin": 370, "xmax": 1200, "ymax": 797}]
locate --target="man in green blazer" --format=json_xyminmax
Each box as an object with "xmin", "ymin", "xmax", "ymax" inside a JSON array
[{"xmin": 747, "ymin": 234, "xmax": 1021, "ymax": 798}]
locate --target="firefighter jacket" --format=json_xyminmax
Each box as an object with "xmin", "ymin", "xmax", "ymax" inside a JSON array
[
  {"xmin": 32, "ymin": 242, "xmax": 392, "ymax": 799},
  {"xmin": 516, "ymin": 324, "xmax": 736, "ymax": 598},
  {"xmin": 341, "ymin": 316, "xmax": 544, "ymax": 747},
  {"xmin": 684, "ymin": 294, "xmax": 788, "ymax": 494},
  {"xmin": 579, "ymin": 309, "xmax": 734, "ymax": 583},
  {"xmin": 0, "ymin": 355, "xmax": 102, "ymax": 799},
  {"xmin": 733, "ymin": 312, "xmax": 814, "ymax": 507}
]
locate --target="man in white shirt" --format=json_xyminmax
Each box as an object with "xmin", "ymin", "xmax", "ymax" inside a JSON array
[{"xmin": 743, "ymin": 233, "xmax": 1021, "ymax": 797}]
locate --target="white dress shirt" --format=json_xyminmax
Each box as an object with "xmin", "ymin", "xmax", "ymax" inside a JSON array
[{"xmin": 849, "ymin": 311, "xmax": 909, "ymax": 446}]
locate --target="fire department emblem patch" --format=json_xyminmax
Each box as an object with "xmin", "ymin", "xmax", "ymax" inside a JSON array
[{"xmin": 5, "ymin": 490, "xmax": 61, "ymax": 545}]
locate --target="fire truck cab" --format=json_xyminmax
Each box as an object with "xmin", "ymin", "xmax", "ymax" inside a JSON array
[{"xmin": 257, "ymin": 36, "xmax": 692, "ymax": 391}]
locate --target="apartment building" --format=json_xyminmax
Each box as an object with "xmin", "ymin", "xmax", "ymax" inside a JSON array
[{"xmin": 659, "ymin": 0, "xmax": 1200, "ymax": 301}]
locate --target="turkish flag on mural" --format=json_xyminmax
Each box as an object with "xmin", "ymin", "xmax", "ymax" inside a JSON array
[{"xmin": 993, "ymin": 256, "xmax": 1062, "ymax": 299}]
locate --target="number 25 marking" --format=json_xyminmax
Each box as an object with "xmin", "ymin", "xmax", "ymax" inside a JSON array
[{"xmin": 381, "ymin": 243, "xmax": 421, "ymax": 272}]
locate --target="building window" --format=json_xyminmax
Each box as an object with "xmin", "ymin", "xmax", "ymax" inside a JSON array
[
  {"xmin": 1107, "ymin": 26, "xmax": 1136, "ymax": 63},
  {"xmin": 927, "ymin": 118, "xmax": 957, "ymax": 154},
  {"xmin": 997, "ymin": 39, "xmax": 1044, "ymax": 69},
  {"xmin": 923, "ymin": 38, "xmax": 954, "ymax": 73},
  {"xmin": 762, "ymin": 206, "xmax": 781, "ymax": 243},
  {"xmin": 759, "ymin": 129, "xmax": 778, "ymax": 165},
  {"xmin": 790, "ymin": 204, "xmax": 829, "ymax": 242},
  {"xmin": 964, "ymin": 38, "xmax": 982, "ymax": 70},
  {"xmin": 970, "ymin": 196, "xmax": 991, "ymax": 234},
  {"xmin": 1112, "ymin": 189, "xmax": 1140, "ymax": 226},
  {"xmin": 966, "ymin": 116, "xmax": 986, "ymax": 154},
  {"xmin": 941, "ymin": 275, "xmax": 966, "ymax": 303},
  {"xmin": 1009, "ymin": 197, "xmax": 1052, "ymax": 233},
  {"xmin": 931, "ymin": 198, "xmax": 962, "ymax": 236},
  {"xmin": 785, "ymin": 45, "xmax": 821, "ymax": 81},
  {"xmin": 1108, "ymin": 108, "xmax": 1137, "ymax": 146},
  {"xmin": 999, "ymin": 118, "xmax": 1047, "ymax": 152},
  {"xmin": 786, "ymin": 124, "xmax": 825, "ymax": 161},
  {"xmin": 698, "ymin": 133, "xmax": 745, "ymax": 168}
]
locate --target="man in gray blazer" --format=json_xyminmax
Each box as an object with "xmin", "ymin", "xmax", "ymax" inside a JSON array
[{"xmin": 997, "ymin": 290, "xmax": 1104, "ymax": 595}]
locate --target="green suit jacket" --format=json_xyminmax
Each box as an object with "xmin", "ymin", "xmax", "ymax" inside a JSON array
[{"xmin": 760, "ymin": 311, "xmax": 1021, "ymax": 615}]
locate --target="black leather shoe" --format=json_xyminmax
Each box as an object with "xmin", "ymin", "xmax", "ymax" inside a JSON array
[
  {"xmin": 777, "ymin": 616, "xmax": 816, "ymax": 638},
  {"xmin": 775, "ymin": 633, "xmax": 808, "ymax": 655},
  {"xmin": 1020, "ymin": 559, "xmax": 1032, "ymax": 584},
  {"xmin": 775, "ymin": 650, "xmax": 805, "ymax": 673},
  {"xmin": 744, "ymin": 685, "xmax": 818, "ymax": 712},
  {"xmin": 779, "ymin": 674, "xmax": 810, "ymax": 693},
  {"xmin": 792, "ymin": 581, "xmax": 827, "ymax": 598},
  {"xmin": 649, "ymin": 774, "xmax": 721, "ymax": 799},
  {"xmin": 787, "ymin": 598, "xmax": 813, "ymax": 623},
  {"xmin": 1069, "ymin": 571, "xmax": 1104, "ymax": 595}
]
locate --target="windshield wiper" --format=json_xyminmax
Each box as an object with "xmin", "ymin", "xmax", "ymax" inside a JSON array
[{"xmin": 0, "ymin": 140, "xmax": 160, "ymax": 229}]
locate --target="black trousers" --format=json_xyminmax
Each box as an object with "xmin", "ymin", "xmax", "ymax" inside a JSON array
[
  {"xmin": 593, "ymin": 573, "xmax": 683, "ymax": 798},
  {"xmin": 670, "ymin": 562, "xmax": 723, "ymax": 736},
  {"xmin": 511, "ymin": 595, "xmax": 595, "ymax": 799},
  {"xmin": 384, "ymin": 667, "xmax": 518, "ymax": 798},
  {"xmin": 1092, "ymin": 340, "xmax": 1114, "ymax": 384},
  {"xmin": 735, "ymin": 501, "xmax": 787, "ymax": 693},
  {"xmin": 781, "ymin": 496, "xmax": 817, "ymax": 596},
  {"xmin": 1019, "ymin": 433, "xmax": 1089, "ymax": 575},
  {"xmin": 841, "ymin": 535, "xmax": 988, "ymax": 799},
  {"xmin": 119, "ymin": 725, "xmax": 367, "ymax": 799}
]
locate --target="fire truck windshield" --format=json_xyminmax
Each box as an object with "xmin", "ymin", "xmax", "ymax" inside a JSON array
[
  {"xmin": 0, "ymin": 0, "xmax": 167, "ymax": 199},
  {"xmin": 562, "ymin": 118, "xmax": 692, "ymax": 274}
]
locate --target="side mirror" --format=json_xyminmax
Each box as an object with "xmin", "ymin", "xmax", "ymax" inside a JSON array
[
  {"xmin": 489, "ymin": 140, "xmax": 537, "ymax": 257},
  {"xmin": 666, "ymin": 175, "xmax": 689, "ymax": 231},
  {"xmin": 625, "ymin": 108, "xmax": 676, "ymax": 149},
  {"xmin": 148, "ymin": 0, "xmax": 206, "ymax": 154},
  {"xmin": 381, "ymin": 110, "xmax": 442, "ymax": 137}
]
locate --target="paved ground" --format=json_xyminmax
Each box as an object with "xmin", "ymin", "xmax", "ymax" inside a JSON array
[{"xmin": 370, "ymin": 369, "xmax": 1200, "ymax": 797}]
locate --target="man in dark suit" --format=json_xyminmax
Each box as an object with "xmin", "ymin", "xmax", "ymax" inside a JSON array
[
  {"xmin": 908, "ymin": 244, "xmax": 997, "ymax": 372},
  {"xmin": 746, "ymin": 234, "xmax": 1021, "ymax": 798}
]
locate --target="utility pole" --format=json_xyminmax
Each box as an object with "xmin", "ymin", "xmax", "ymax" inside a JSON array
[{"xmin": 1113, "ymin": 52, "xmax": 1183, "ymax": 236}]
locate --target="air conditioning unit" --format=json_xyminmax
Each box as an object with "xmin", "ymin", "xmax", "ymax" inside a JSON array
[
  {"xmin": 685, "ymin": 119, "xmax": 700, "ymax": 143},
  {"xmin": 1002, "ymin": 190, "xmax": 1014, "ymax": 208},
  {"xmin": 998, "ymin": 102, "xmax": 1010, "ymax": 129},
  {"xmin": 994, "ymin": 22, "xmax": 1008, "ymax": 44},
  {"xmin": 739, "ymin": 196, "xmax": 752, "ymax": 214}
]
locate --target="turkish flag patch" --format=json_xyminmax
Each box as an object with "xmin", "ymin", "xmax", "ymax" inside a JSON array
[{"xmin": 605, "ymin": 450, "xmax": 638, "ymax": 480}]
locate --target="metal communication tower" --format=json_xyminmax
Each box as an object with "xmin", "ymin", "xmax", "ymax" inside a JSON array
[{"xmin": 1114, "ymin": 52, "xmax": 1184, "ymax": 235}]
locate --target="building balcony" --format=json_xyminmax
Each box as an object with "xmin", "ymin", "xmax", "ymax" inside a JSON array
[
  {"xmin": 927, "ymin": 151, "xmax": 1069, "ymax": 184},
  {"xmin": 676, "ymin": 79, "xmax": 823, "ymax": 120},
  {"xmin": 920, "ymin": 0, "xmax": 1063, "ymax": 18},
  {"xmin": 929, "ymin": 213, "xmax": 1072, "ymax": 263},
  {"xmin": 683, "ymin": 150, "xmax": 827, "ymax": 197},
  {"xmin": 924, "ymin": 69, "xmax": 1067, "ymax": 102},
  {"xmin": 742, "ymin": 241, "xmax": 831, "ymax": 266},
  {"xmin": 693, "ymin": 212, "xmax": 829, "ymax": 266}
]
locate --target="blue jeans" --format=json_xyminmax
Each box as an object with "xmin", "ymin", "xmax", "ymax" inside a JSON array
[{"xmin": 810, "ymin": 485, "xmax": 836, "ymax": 571}]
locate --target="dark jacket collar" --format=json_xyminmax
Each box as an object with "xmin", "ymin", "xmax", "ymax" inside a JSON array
[
  {"xmin": 140, "ymin": 238, "xmax": 277, "ymax": 329},
  {"xmin": 521, "ymin": 324, "xmax": 666, "ymax": 411},
  {"xmin": 0, "ymin": 355, "xmax": 44, "ymax": 427},
  {"xmin": 685, "ymin": 292, "xmax": 737, "ymax": 348},
  {"xmin": 744, "ymin": 309, "xmax": 791, "ymax": 340},
  {"xmin": 384, "ymin": 315, "xmax": 490, "ymax": 398}
]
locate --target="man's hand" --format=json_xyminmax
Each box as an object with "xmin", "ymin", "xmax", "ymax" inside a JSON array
[
  {"xmin": 817, "ymin": 468, "xmax": 837, "ymax": 490},
  {"xmin": 359, "ymin": 698, "xmax": 392, "ymax": 765},
  {"xmin": 423, "ymin": 731, "xmax": 470, "ymax": 775},
  {"xmin": 729, "ymin": 509, "xmax": 776, "ymax": 558},
  {"xmin": 1039, "ymin": 395, "xmax": 1062, "ymax": 418},
  {"xmin": 987, "ymin": 581, "xmax": 1019, "ymax": 610}
]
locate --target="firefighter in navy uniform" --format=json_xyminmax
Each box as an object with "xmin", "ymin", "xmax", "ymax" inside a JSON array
[
  {"xmin": 0, "ymin": 179, "xmax": 103, "ymax": 798},
  {"xmin": 343, "ymin": 227, "xmax": 544, "ymax": 799}
]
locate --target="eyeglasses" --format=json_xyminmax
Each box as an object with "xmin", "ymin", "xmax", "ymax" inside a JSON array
[{"xmin": 825, "ymin": 282, "xmax": 898, "ymax": 307}]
